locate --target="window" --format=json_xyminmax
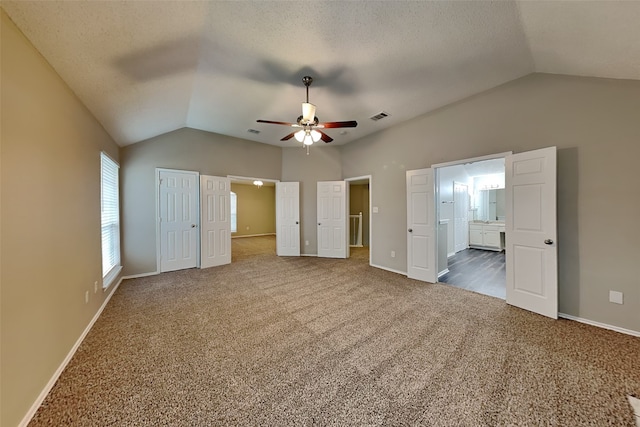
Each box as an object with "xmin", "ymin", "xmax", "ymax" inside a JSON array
[
  {"xmin": 101, "ymin": 152, "xmax": 121, "ymax": 287},
  {"xmin": 230, "ymin": 191, "xmax": 237, "ymax": 233}
]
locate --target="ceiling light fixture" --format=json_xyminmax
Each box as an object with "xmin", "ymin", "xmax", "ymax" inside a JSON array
[{"xmin": 253, "ymin": 180, "xmax": 263, "ymax": 188}]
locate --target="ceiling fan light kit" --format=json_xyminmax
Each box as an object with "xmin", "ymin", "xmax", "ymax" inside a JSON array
[{"xmin": 257, "ymin": 75, "xmax": 358, "ymax": 154}]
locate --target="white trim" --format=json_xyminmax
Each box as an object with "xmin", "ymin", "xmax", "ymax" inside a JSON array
[
  {"xmin": 121, "ymin": 271, "xmax": 158, "ymax": 280},
  {"xmin": 437, "ymin": 268, "xmax": 450, "ymax": 278},
  {"xmin": 431, "ymin": 151, "xmax": 513, "ymax": 169},
  {"xmin": 371, "ymin": 263, "xmax": 407, "ymax": 276},
  {"xmin": 301, "ymin": 253, "xmax": 317, "ymax": 257},
  {"xmin": 559, "ymin": 313, "xmax": 640, "ymax": 337},
  {"xmin": 102, "ymin": 265, "xmax": 122, "ymax": 289},
  {"xmin": 18, "ymin": 277, "xmax": 124, "ymax": 427},
  {"xmin": 232, "ymin": 233, "xmax": 276, "ymax": 239},
  {"xmin": 227, "ymin": 174, "xmax": 279, "ymax": 184}
]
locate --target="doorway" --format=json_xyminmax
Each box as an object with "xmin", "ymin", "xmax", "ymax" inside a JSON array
[
  {"xmin": 435, "ymin": 156, "xmax": 507, "ymax": 299},
  {"xmin": 228, "ymin": 175, "xmax": 279, "ymax": 261},
  {"xmin": 346, "ymin": 175, "xmax": 372, "ymax": 265}
]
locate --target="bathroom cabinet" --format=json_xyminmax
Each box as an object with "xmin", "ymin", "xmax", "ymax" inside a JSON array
[{"xmin": 469, "ymin": 223, "xmax": 504, "ymax": 251}]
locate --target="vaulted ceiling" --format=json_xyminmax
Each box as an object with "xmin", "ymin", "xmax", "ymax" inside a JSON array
[{"xmin": 3, "ymin": 1, "xmax": 639, "ymax": 147}]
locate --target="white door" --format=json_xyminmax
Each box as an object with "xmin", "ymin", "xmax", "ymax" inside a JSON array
[
  {"xmin": 276, "ymin": 182, "xmax": 300, "ymax": 256},
  {"xmin": 159, "ymin": 170, "xmax": 198, "ymax": 272},
  {"xmin": 453, "ymin": 181, "xmax": 469, "ymax": 253},
  {"xmin": 506, "ymin": 146, "xmax": 557, "ymax": 319},
  {"xmin": 406, "ymin": 168, "xmax": 436, "ymax": 282},
  {"xmin": 200, "ymin": 175, "xmax": 231, "ymax": 269},
  {"xmin": 317, "ymin": 181, "xmax": 347, "ymax": 258}
]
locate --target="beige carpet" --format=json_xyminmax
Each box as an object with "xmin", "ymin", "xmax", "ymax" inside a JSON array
[{"xmin": 30, "ymin": 236, "xmax": 639, "ymax": 426}]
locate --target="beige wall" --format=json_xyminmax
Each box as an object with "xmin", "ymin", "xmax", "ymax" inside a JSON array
[
  {"xmin": 231, "ymin": 183, "xmax": 276, "ymax": 237},
  {"xmin": 340, "ymin": 73, "xmax": 640, "ymax": 332},
  {"xmin": 120, "ymin": 127, "xmax": 282, "ymax": 275},
  {"xmin": 0, "ymin": 10, "xmax": 122, "ymax": 427},
  {"xmin": 281, "ymin": 146, "xmax": 342, "ymax": 255}
]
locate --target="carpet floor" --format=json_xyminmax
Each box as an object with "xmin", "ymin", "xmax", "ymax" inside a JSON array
[{"xmin": 30, "ymin": 236, "xmax": 639, "ymax": 426}]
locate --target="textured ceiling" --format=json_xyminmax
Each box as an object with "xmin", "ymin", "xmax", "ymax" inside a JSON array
[{"xmin": 3, "ymin": 1, "xmax": 639, "ymax": 148}]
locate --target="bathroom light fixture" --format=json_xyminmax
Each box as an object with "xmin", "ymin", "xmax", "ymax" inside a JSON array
[{"xmin": 253, "ymin": 180, "xmax": 263, "ymax": 188}]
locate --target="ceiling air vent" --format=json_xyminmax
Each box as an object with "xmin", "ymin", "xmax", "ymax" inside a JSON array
[
  {"xmin": 369, "ymin": 111, "xmax": 390, "ymax": 121},
  {"xmin": 247, "ymin": 129, "xmax": 260, "ymax": 134}
]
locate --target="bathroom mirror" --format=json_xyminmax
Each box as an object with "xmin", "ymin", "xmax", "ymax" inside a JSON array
[{"xmin": 475, "ymin": 189, "xmax": 505, "ymax": 221}]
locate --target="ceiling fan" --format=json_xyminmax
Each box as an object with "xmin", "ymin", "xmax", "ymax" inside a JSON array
[{"xmin": 257, "ymin": 76, "xmax": 357, "ymax": 151}]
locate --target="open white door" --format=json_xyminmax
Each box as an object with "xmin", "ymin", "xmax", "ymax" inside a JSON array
[
  {"xmin": 159, "ymin": 170, "xmax": 199, "ymax": 272},
  {"xmin": 276, "ymin": 182, "xmax": 300, "ymax": 256},
  {"xmin": 453, "ymin": 181, "xmax": 469, "ymax": 253},
  {"xmin": 317, "ymin": 181, "xmax": 347, "ymax": 258},
  {"xmin": 506, "ymin": 146, "xmax": 557, "ymax": 319},
  {"xmin": 200, "ymin": 175, "xmax": 231, "ymax": 269},
  {"xmin": 406, "ymin": 168, "xmax": 436, "ymax": 282}
]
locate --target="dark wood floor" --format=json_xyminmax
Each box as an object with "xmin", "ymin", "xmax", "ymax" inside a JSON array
[{"xmin": 438, "ymin": 248, "xmax": 505, "ymax": 299}]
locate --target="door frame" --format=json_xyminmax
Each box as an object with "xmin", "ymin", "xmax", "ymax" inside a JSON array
[
  {"xmin": 156, "ymin": 168, "xmax": 201, "ymax": 273},
  {"xmin": 345, "ymin": 175, "xmax": 373, "ymax": 266},
  {"xmin": 432, "ymin": 152, "xmax": 512, "ymax": 279},
  {"xmin": 227, "ymin": 175, "xmax": 280, "ymax": 239}
]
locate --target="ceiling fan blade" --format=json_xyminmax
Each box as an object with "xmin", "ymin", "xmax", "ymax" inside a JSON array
[
  {"xmin": 319, "ymin": 131, "xmax": 333, "ymax": 143},
  {"xmin": 280, "ymin": 132, "xmax": 297, "ymax": 141},
  {"xmin": 257, "ymin": 119, "xmax": 297, "ymax": 126},
  {"xmin": 317, "ymin": 120, "xmax": 358, "ymax": 129}
]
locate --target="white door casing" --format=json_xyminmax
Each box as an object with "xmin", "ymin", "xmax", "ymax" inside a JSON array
[
  {"xmin": 453, "ymin": 181, "xmax": 469, "ymax": 253},
  {"xmin": 159, "ymin": 170, "xmax": 199, "ymax": 272},
  {"xmin": 200, "ymin": 175, "xmax": 231, "ymax": 269},
  {"xmin": 506, "ymin": 146, "xmax": 558, "ymax": 319},
  {"xmin": 407, "ymin": 168, "xmax": 436, "ymax": 283},
  {"xmin": 317, "ymin": 181, "xmax": 347, "ymax": 258},
  {"xmin": 276, "ymin": 182, "xmax": 300, "ymax": 256}
]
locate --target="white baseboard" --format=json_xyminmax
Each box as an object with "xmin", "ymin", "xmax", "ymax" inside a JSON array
[
  {"xmin": 438, "ymin": 268, "xmax": 450, "ymax": 278},
  {"xmin": 232, "ymin": 233, "xmax": 276, "ymax": 239},
  {"xmin": 19, "ymin": 277, "xmax": 124, "ymax": 427},
  {"xmin": 370, "ymin": 263, "xmax": 407, "ymax": 276},
  {"xmin": 559, "ymin": 313, "xmax": 640, "ymax": 337},
  {"xmin": 122, "ymin": 271, "xmax": 159, "ymax": 280},
  {"xmin": 301, "ymin": 253, "xmax": 317, "ymax": 257}
]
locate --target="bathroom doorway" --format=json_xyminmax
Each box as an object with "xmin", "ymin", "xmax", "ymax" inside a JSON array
[{"xmin": 435, "ymin": 156, "xmax": 507, "ymax": 299}]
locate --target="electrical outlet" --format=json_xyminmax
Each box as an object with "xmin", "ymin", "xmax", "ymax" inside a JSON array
[
  {"xmin": 391, "ymin": 250, "xmax": 396, "ymax": 258},
  {"xmin": 246, "ymin": 226, "xmax": 250, "ymax": 230},
  {"xmin": 94, "ymin": 281, "xmax": 98, "ymax": 293},
  {"xmin": 609, "ymin": 290, "xmax": 623, "ymax": 304},
  {"xmin": 305, "ymin": 240, "xmax": 309, "ymax": 246},
  {"xmin": 85, "ymin": 291, "xmax": 89, "ymax": 304}
]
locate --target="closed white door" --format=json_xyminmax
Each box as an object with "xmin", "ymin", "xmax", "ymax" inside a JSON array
[
  {"xmin": 506, "ymin": 146, "xmax": 558, "ymax": 319},
  {"xmin": 317, "ymin": 181, "xmax": 347, "ymax": 258},
  {"xmin": 453, "ymin": 181, "xmax": 469, "ymax": 253},
  {"xmin": 159, "ymin": 170, "xmax": 198, "ymax": 272},
  {"xmin": 406, "ymin": 168, "xmax": 436, "ymax": 283},
  {"xmin": 276, "ymin": 182, "xmax": 300, "ymax": 256},
  {"xmin": 200, "ymin": 175, "xmax": 231, "ymax": 269}
]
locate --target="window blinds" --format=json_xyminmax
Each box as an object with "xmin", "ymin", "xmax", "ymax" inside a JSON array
[{"xmin": 101, "ymin": 153, "xmax": 120, "ymax": 278}]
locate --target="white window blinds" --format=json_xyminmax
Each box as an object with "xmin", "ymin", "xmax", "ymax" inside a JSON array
[
  {"xmin": 101, "ymin": 153, "xmax": 120, "ymax": 281},
  {"xmin": 230, "ymin": 192, "xmax": 237, "ymax": 233}
]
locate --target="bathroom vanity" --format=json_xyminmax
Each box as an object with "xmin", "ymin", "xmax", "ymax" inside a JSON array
[{"xmin": 469, "ymin": 222, "xmax": 505, "ymax": 251}]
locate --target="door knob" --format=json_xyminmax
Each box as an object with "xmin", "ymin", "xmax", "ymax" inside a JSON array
[
  {"xmin": 191, "ymin": 224, "xmax": 196, "ymax": 228},
  {"xmin": 408, "ymin": 228, "xmax": 413, "ymax": 232},
  {"xmin": 544, "ymin": 239, "xmax": 553, "ymax": 245},
  {"xmin": 318, "ymin": 223, "xmax": 321, "ymax": 226},
  {"xmin": 296, "ymin": 221, "xmax": 299, "ymax": 225}
]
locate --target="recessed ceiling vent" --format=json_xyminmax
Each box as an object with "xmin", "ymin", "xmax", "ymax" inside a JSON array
[
  {"xmin": 247, "ymin": 129, "xmax": 260, "ymax": 134},
  {"xmin": 369, "ymin": 111, "xmax": 390, "ymax": 121}
]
